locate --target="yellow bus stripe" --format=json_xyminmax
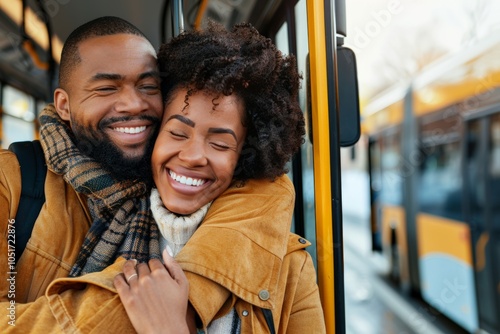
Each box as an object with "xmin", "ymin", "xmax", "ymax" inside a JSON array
[{"xmin": 307, "ymin": 0, "xmax": 335, "ymax": 331}]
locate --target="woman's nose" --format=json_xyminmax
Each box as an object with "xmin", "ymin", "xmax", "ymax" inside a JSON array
[{"xmin": 178, "ymin": 140, "xmax": 208, "ymax": 167}]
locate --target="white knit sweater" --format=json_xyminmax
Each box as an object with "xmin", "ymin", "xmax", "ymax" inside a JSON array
[{"xmin": 150, "ymin": 188, "xmax": 241, "ymax": 333}]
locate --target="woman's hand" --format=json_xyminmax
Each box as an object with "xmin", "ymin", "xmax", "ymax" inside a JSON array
[{"xmin": 114, "ymin": 248, "xmax": 192, "ymax": 334}]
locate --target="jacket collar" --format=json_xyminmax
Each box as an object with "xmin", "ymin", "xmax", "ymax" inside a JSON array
[{"xmin": 176, "ymin": 176, "xmax": 296, "ymax": 316}]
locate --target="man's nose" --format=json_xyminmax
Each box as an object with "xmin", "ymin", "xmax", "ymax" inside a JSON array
[{"xmin": 115, "ymin": 86, "xmax": 149, "ymax": 114}]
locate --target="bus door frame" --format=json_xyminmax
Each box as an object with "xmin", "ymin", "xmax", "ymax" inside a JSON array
[{"xmin": 463, "ymin": 107, "xmax": 500, "ymax": 334}]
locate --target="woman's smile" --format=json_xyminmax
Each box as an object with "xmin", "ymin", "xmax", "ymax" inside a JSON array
[{"xmin": 168, "ymin": 170, "xmax": 206, "ymax": 187}]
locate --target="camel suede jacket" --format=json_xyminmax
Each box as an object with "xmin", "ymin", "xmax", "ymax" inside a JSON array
[{"xmin": 0, "ymin": 149, "xmax": 326, "ymax": 333}]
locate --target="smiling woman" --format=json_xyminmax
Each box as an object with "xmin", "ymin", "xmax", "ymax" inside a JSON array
[{"xmin": 153, "ymin": 88, "xmax": 246, "ymax": 215}]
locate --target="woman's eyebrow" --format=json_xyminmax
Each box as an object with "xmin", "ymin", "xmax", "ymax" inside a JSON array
[
  {"xmin": 166, "ymin": 115, "xmax": 237, "ymax": 140},
  {"xmin": 208, "ymin": 128, "xmax": 237, "ymax": 141},
  {"xmin": 166, "ymin": 114, "xmax": 195, "ymax": 127}
]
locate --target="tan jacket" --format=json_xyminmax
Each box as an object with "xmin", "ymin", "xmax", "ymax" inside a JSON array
[
  {"xmin": 0, "ymin": 149, "xmax": 92, "ymax": 303},
  {"xmin": 0, "ymin": 149, "xmax": 326, "ymax": 333}
]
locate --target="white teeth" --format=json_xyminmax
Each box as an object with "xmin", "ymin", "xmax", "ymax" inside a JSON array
[
  {"xmin": 113, "ymin": 126, "xmax": 147, "ymax": 134},
  {"xmin": 169, "ymin": 170, "xmax": 206, "ymax": 187}
]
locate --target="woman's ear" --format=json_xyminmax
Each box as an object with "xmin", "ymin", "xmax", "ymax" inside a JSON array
[{"xmin": 54, "ymin": 88, "xmax": 71, "ymax": 121}]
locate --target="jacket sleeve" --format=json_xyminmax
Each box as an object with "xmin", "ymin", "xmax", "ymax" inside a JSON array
[
  {"xmin": 0, "ymin": 150, "xmax": 21, "ymax": 301},
  {"xmin": 2, "ymin": 295, "xmax": 65, "ymax": 333},
  {"xmin": 1, "ymin": 259, "xmax": 136, "ymax": 333},
  {"xmin": 286, "ymin": 251, "xmax": 327, "ymax": 333}
]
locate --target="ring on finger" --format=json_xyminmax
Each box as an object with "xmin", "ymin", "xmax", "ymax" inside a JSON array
[{"xmin": 126, "ymin": 273, "xmax": 138, "ymax": 283}]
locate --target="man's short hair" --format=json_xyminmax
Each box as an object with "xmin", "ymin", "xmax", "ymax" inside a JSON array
[{"xmin": 58, "ymin": 16, "xmax": 149, "ymax": 90}]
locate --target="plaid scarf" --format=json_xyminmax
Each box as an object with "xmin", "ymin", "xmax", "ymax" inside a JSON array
[{"xmin": 39, "ymin": 104, "xmax": 161, "ymax": 276}]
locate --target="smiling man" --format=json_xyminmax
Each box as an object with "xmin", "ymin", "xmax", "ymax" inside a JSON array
[
  {"xmin": 54, "ymin": 27, "xmax": 163, "ymax": 182},
  {"xmin": 0, "ymin": 16, "xmax": 164, "ymax": 302}
]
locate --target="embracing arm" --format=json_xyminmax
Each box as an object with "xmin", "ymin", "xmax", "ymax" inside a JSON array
[
  {"xmin": 1, "ymin": 262, "xmax": 132, "ymax": 333},
  {"xmin": 1, "ymin": 254, "xmax": 193, "ymax": 333}
]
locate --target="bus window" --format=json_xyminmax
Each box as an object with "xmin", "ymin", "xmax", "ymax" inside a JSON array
[
  {"xmin": 471, "ymin": 115, "xmax": 500, "ymax": 334},
  {"xmin": 275, "ymin": 20, "xmax": 297, "ymax": 231},
  {"xmin": 275, "ymin": 19, "xmax": 297, "ymax": 210},
  {"xmin": 369, "ymin": 138, "xmax": 383, "ymax": 251},
  {"xmin": 1, "ymin": 85, "xmax": 35, "ymax": 148},
  {"xmin": 466, "ymin": 120, "xmax": 485, "ymax": 228},
  {"xmin": 483, "ymin": 112, "xmax": 500, "ymax": 334},
  {"xmin": 380, "ymin": 130, "xmax": 402, "ymax": 207},
  {"xmin": 275, "ymin": 22, "xmax": 289, "ymax": 56},
  {"xmin": 488, "ymin": 114, "xmax": 500, "ymax": 227},
  {"xmin": 418, "ymin": 140, "xmax": 462, "ymax": 221},
  {"xmin": 295, "ymin": 0, "xmax": 317, "ymax": 267}
]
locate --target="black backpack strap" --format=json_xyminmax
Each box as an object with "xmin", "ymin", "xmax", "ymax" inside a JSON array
[
  {"xmin": 8, "ymin": 140, "xmax": 47, "ymax": 263},
  {"xmin": 261, "ymin": 308, "xmax": 276, "ymax": 334}
]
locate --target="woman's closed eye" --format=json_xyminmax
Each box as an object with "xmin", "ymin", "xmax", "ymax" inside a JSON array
[
  {"xmin": 168, "ymin": 130, "xmax": 188, "ymax": 139},
  {"xmin": 209, "ymin": 137, "xmax": 238, "ymax": 151},
  {"xmin": 210, "ymin": 142, "xmax": 231, "ymax": 150}
]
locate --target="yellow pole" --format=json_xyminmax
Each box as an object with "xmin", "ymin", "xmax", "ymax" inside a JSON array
[
  {"xmin": 193, "ymin": 0, "xmax": 209, "ymax": 30},
  {"xmin": 306, "ymin": 0, "xmax": 336, "ymax": 332}
]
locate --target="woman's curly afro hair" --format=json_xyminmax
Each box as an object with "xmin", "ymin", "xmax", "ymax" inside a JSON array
[{"xmin": 158, "ymin": 21, "xmax": 305, "ymax": 181}]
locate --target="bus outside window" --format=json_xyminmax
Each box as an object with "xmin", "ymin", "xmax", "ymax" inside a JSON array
[{"xmin": 1, "ymin": 85, "xmax": 36, "ymax": 148}]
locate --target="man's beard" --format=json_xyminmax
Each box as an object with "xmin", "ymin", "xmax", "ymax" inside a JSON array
[{"xmin": 72, "ymin": 119, "xmax": 159, "ymax": 186}]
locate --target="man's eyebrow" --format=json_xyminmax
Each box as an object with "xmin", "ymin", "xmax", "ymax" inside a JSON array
[
  {"xmin": 208, "ymin": 128, "xmax": 237, "ymax": 141},
  {"xmin": 89, "ymin": 71, "xmax": 159, "ymax": 82},
  {"xmin": 138, "ymin": 71, "xmax": 160, "ymax": 80},
  {"xmin": 166, "ymin": 114, "xmax": 195, "ymax": 127},
  {"xmin": 90, "ymin": 73, "xmax": 122, "ymax": 81}
]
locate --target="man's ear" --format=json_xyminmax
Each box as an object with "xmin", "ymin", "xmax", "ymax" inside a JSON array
[{"xmin": 54, "ymin": 88, "xmax": 71, "ymax": 121}]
